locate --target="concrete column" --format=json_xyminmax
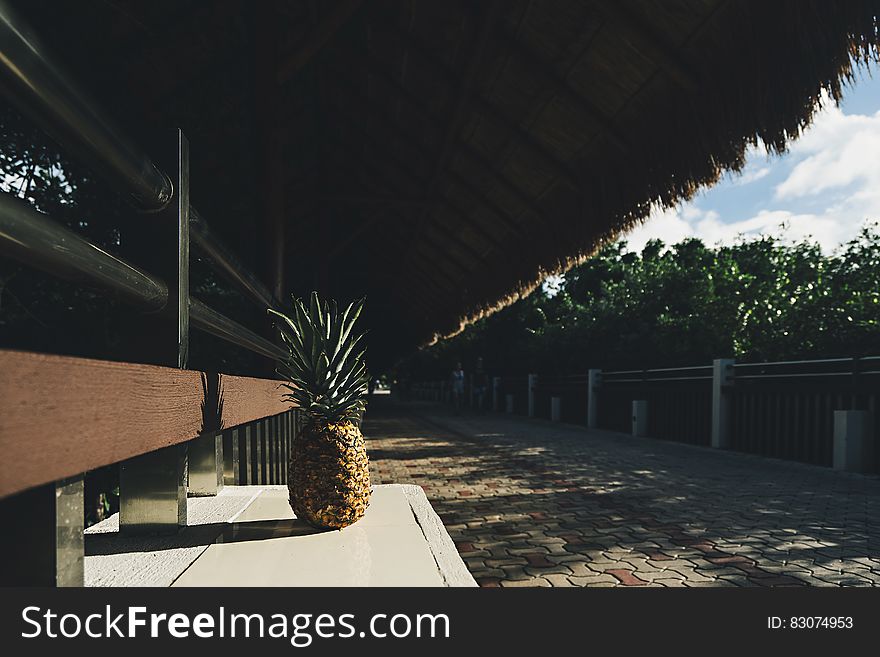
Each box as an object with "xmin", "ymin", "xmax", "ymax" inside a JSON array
[
  {"xmin": 119, "ymin": 444, "xmax": 187, "ymax": 534},
  {"xmin": 492, "ymin": 377, "xmax": 501, "ymax": 411},
  {"xmin": 528, "ymin": 374, "xmax": 537, "ymax": 418},
  {"xmin": 551, "ymin": 396, "xmax": 561, "ymax": 422},
  {"xmin": 238, "ymin": 424, "xmax": 253, "ymax": 485},
  {"xmin": 0, "ymin": 475, "xmax": 83, "ymax": 586},
  {"xmin": 252, "ymin": 421, "xmax": 264, "ymax": 485},
  {"xmin": 188, "ymin": 431, "xmax": 223, "ymax": 496},
  {"xmin": 505, "ymin": 394, "xmax": 514, "ymax": 414},
  {"xmin": 632, "ymin": 400, "xmax": 649, "ymax": 437},
  {"xmin": 222, "ymin": 428, "xmax": 239, "ymax": 486},
  {"xmin": 711, "ymin": 358, "xmax": 735, "ymax": 449},
  {"xmin": 834, "ymin": 410, "xmax": 873, "ymax": 472},
  {"xmin": 587, "ymin": 369, "xmax": 601, "ymax": 429}
]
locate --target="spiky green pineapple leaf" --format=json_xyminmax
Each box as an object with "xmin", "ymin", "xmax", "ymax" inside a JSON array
[{"xmin": 270, "ymin": 292, "xmax": 369, "ymax": 423}]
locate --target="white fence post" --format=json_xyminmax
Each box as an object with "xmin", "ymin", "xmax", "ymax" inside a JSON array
[
  {"xmin": 711, "ymin": 358, "xmax": 735, "ymax": 449},
  {"xmin": 632, "ymin": 400, "xmax": 649, "ymax": 437},
  {"xmin": 527, "ymin": 374, "xmax": 537, "ymax": 418},
  {"xmin": 587, "ymin": 369, "xmax": 601, "ymax": 429},
  {"xmin": 551, "ymin": 396, "xmax": 561, "ymax": 422},
  {"xmin": 505, "ymin": 394, "xmax": 514, "ymax": 413},
  {"xmin": 492, "ymin": 377, "xmax": 500, "ymax": 411},
  {"xmin": 833, "ymin": 410, "xmax": 873, "ymax": 472}
]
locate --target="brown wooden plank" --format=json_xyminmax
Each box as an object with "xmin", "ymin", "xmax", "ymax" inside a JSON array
[
  {"xmin": 219, "ymin": 374, "xmax": 292, "ymax": 429},
  {"xmin": 0, "ymin": 350, "xmax": 294, "ymax": 498}
]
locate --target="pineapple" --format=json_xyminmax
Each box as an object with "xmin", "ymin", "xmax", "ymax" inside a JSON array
[{"xmin": 269, "ymin": 292, "xmax": 371, "ymax": 529}]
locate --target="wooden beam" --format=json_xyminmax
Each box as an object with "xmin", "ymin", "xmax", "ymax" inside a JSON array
[
  {"xmin": 330, "ymin": 44, "xmax": 548, "ymax": 233},
  {"xmin": 324, "ymin": 124, "xmax": 509, "ymax": 265},
  {"xmin": 325, "ymin": 82, "xmax": 526, "ymax": 245},
  {"xmin": 0, "ymin": 350, "xmax": 294, "ymax": 499},
  {"xmin": 421, "ymin": 1, "xmax": 503, "ymax": 197},
  {"xmin": 337, "ymin": 139, "xmax": 500, "ymax": 253},
  {"xmin": 276, "ymin": 0, "xmax": 365, "ymax": 84},
  {"xmin": 335, "ymin": 45, "xmax": 562, "ymax": 266},
  {"xmin": 319, "ymin": 108, "xmax": 528, "ymax": 314},
  {"xmin": 593, "ymin": 0, "xmax": 699, "ymax": 92},
  {"xmin": 493, "ymin": 28, "xmax": 629, "ymax": 150},
  {"xmin": 319, "ymin": 195, "xmax": 434, "ymax": 208},
  {"xmin": 252, "ymin": 3, "xmax": 286, "ymax": 305},
  {"xmin": 123, "ymin": 1, "xmax": 241, "ymax": 108},
  {"xmin": 370, "ymin": 13, "xmax": 578, "ymax": 187}
]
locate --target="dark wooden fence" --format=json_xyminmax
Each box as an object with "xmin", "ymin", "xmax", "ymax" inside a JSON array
[
  {"xmin": 412, "ymin": 356, "xmax": 880, "ymax": 474},
  {"xmin": 730, "ymin": 357, "xmax": 880, "ymax": 469},
  {"xmin": 533, "ymin": 374, "xmax": 589, "ymax": 424},
  {"xmin": 599, "ymin": 366, "xmax": 712, "ymax": 446}
]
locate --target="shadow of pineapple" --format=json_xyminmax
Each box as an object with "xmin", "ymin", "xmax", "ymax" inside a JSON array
[{"xmin": 271, "ymin": 292, "xmax": 371, "ymax": 530}]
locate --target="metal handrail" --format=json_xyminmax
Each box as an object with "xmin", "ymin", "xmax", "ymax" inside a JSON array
[
  {"xmin": 605, "ymin": 364, "xmax": 711, "ymax": 376},
  {"xmin": 190, "ymin": 210, "xmax": 279, "ymax": 310},
  {"xmin": 736, "ymin": 372, "xmax": 855, "ymax": 380},
  {"xmin": 644, "ymin": 364, "xmax": 712, "ymax": 373},
  {"xmin": 604, "ymin": 375, "xmax": 712, "ymax": 383},
  {"xmin": 190, "ymin": 299, "xmax": 286, "ymax": 362},
  {"xmin": 735, "ymin": 357, "xmax": 855, "ymax": 368},
  {"xmin": 0, "ymin": 0, "xmax": 172, "ymax": 212},
  {"xmin": 0, "ymin": 192, "xmax": 168, "ymax": 310},
  {"xmin": 0, "ymin": 192, "xmax": 286, "ymax": 363},
  {"xmin": 0, "ymin": 0, "xmax": 280, "ymax": 313}
]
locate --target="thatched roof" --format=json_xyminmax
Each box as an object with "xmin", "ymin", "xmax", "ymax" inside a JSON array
[{"xmin": 14, "ymin": 0, "xmax": 880, "ymax": 366}]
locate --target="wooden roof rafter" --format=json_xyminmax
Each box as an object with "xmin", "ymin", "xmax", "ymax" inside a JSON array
[
  {"xmin": 328, "ymin": 111, "xmax": 521, "ymax": 289},
  {"xmin": 321, "ymin": 132, "xmax": 509, "ymax": 271},
  {"xmin": 371, "ymin": 11, "xmax": 579, "ymax": 187},
  {"xmin": 276, "ymin": 0, "xmax": 366, "ymax": 85},
  {"xmin": 325, "ymin": 76, "xmax": 530, "ymax": 251},
  {"xmin": 491, "ymin": 26, "xmax": 629, "ymax": 151},
  {"xmin": 333, "ymin": 48, "xmax": 547, "ymax": 239},
  {"xmin": 592, "ymin": 0, "xmax": 700, "ymax": 92}
]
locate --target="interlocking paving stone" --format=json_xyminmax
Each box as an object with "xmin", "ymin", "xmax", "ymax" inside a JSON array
[{"xmin": 365, "ymin": 399, "xmax": 880, "ymax": 587}]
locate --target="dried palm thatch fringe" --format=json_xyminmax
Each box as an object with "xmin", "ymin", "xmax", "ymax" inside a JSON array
[{"xmin": 418, "ymin": 0, "xmax": 880, "ymax": 347}]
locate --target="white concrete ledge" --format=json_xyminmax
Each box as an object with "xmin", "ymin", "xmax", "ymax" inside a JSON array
[
  {"xmin": 84, "ymin": 484, "xmax": 475, "ymax": 587},
  {"xmin": 400, "ymin": 484, "xmax": 477, "ymax": 587}
]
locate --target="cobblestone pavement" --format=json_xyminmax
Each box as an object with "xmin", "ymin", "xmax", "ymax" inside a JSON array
[{"xmin": 364, "ymin": 399, "xmax": 880, "ymax": 587}]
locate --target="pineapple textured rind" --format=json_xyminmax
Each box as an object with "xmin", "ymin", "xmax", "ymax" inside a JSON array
[{"xmin": 289, "ymin": 420, "xmax": 371, "ymax": 529}]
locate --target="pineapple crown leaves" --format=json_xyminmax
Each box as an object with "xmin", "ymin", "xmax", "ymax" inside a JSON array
[{"xmin": 269, "ymin": 292, "xmax": 369, "ymax": 423}]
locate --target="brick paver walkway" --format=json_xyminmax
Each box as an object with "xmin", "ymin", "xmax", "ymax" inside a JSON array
[{"xmin": 364, "ymin": 399, "xmax": 880, "ymax": 587}]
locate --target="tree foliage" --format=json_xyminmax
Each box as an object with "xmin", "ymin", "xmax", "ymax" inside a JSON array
[{"xmin": 404, "ymin": 228, "xmax": 880, "ymax": 379}]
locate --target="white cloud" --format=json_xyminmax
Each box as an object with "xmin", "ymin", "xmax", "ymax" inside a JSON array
[
  {"xmin": 775, "ymin": 103, "xmax": 880, "ymax": 201},
  {"xmin": 619, "ymin": 94, "xmax": 880, "ymax": 254},
  {"xmin": 732, "ymin": 166, "xmax": 770, "ymax": 186}
]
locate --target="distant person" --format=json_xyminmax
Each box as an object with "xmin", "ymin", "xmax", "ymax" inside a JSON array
[
  {"xmin": 450, "ymin": 362, "xmax": 465, "ymax": 412},
  {"xmin": 473, "ymin": 357, "xmax": 488, "ymax": 411}
]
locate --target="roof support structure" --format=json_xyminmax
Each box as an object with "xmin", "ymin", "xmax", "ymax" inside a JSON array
[
  {"xmin": 328, "ymin": 120, "xmax": 513, "ymax": 271},
  {"xmin": 251, "ymin": 3, "xmax": 286, "ymax": 310},
  {"xmin": 276, "ymin": 0, "xmax": 365, "ymax": 84},
  {"xmin": 371, "ymin": 13, "xmax": 578, "ymax": 187},
  {"xmin": 592, "ymin": 0, "xmax": 700, "ymax": 92},
  {"xmin": 326, "ymin": 79, "xmax": 528, "ymax": 246},
  {"xmin": 333, "ymin": 46, "xmax": 551, "ymax": 235}
]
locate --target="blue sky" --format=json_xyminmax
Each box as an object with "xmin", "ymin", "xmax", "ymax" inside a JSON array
[{"xmin": 620, "ymin": 61, "xmax": 880, "ymax": 254}]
